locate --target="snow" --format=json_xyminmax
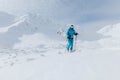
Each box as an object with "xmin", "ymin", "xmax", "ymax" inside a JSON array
[
  {"xmin": 98, "ymin": 23, "xmax": 120, "ymax": 37},
  {"xmin": 0, "ymin": 12, "xmax": 15, "ymax": 27},
  {"xmin": 0, "ymin": 13, "xmax": 63, "ymax": 48},
  {"xmin": 0, "ymin": 15, "xmax": 26, "ymax": 33},
  {"xmin": 98, "ymin": 23, "xmax": 120, "ymax": 48},
  {"xmin": 13, "ymin": 33, "xmax": 56, "ymax": 49},
  {"xmin": 0, "ymin": 10, "xmax": 120, "ymax": 80},
  {"xmin": 0, "ymin": 43, "xmax": 120, "ymax": 80}
]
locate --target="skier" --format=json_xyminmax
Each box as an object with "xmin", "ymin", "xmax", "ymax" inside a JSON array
[{"xmin": 66, "ymin": 25, "xmax": 78, "ymax": 52}]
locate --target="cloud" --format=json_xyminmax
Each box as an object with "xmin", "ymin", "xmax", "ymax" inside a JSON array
[
  {"xmin": 57, "ymin": 0, "xmax": 120, "ymax": 23},
  {"xmin": 0, "ymin": 0, "xmax": 120, "ymax": 27},
  {"xmin": 0, "ymin": 0, "xmax": 57, "ymax": 16}
]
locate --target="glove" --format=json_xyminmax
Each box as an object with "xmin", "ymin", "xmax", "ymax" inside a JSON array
[
  {"xmin": 67, "ymin": 37, "xmax": 70, "ymax": 39},
  {"xmin": 75, "ymin": 33, "xmax": 78, "ymax": 35}
]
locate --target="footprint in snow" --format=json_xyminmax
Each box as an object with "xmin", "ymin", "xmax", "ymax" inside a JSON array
[
  {"xmin": 40, "ymin": 54, "xmax": 45, "ymax": 57},
  {"xmin": 58, "ymin": 51, "xmax": 63, "ymax": 54},
  {"xmin": 26, "ymin": 58, "xmax": 35, "ymax": 62}
]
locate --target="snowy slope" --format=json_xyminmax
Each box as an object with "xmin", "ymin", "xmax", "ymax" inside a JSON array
[
  {"xmin": 0, "ymin": 20, "xmax": 120, "ymax": 80},
  {"xmin": 13, "ymin": 33, "xmax": 58, "ymax": 49},
  {"xmin": 0, "ymin": 13, "xmax": 64, "ymax": 48},
  {"xmin": 0, "ymin": 12, "xmax": 15, "ymax": 27},
  {"xmin": 0, "ymin": 39, "xmax": 120, "ymax": 80},
  {"xmin": 98, "ymin": 23, "xmax": 120, "ymax": 37},
  {"xmin": 98, "ymin": 23, "xmax": 120, "ymax": 48},
  {"xmin": 0, "ymin": 9, "xmax": 120, "ymax": 80}
]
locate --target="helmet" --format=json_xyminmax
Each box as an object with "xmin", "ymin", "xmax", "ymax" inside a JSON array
[{"xmin": 70, "ymin": 25, "xmax": 74, "ymax": 28}]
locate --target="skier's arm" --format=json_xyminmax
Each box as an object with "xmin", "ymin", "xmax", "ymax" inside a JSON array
[
  {"xmin": 75, "ymin": 33, "xmax": 78, "ymax": 35},
  {"xmin": 66, "ymin": 30, "xmax": 70, "ymax": 39},
  {"xmin": 74, "ymin": 30, "xmax": 78, "ymax": 36}
]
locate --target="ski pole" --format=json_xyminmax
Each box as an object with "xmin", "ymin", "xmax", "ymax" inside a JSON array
[{"xmin": 74, "ymin": 35, "xmax": 77, "ymax": 51}]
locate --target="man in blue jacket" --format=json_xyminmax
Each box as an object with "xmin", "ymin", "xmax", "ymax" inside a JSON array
[{"xmin": 66, "ymin": 25, "xmax": 78, "ymax": 52}]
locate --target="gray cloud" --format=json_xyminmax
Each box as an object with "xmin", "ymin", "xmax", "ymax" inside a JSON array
[{"xmin": 0, "ymin": 0, "xmax": 120, "ymax": 27}]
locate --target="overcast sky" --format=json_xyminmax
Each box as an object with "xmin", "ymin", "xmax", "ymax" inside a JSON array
[{"xmin": 0, "ymin": 0, "xmax": 120, "ymax": 27}]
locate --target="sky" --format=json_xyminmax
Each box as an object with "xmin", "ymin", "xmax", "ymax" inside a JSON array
[{"xmin": 0, "ymin": 0, "xmax": 120, "ymax": 27}]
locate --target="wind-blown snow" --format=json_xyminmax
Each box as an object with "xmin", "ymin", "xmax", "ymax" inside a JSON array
[{"xmin": 13, "ymin": 33, "xmax": 56, "ymax": 49}]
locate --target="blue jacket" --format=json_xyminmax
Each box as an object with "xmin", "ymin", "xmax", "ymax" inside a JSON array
[{"xmin": 66, "ymin": 28, "xmax": 77, "ymax": 39}]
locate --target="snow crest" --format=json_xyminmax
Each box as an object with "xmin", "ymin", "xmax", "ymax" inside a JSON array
[
  {"xmin": 98, "ymin": 23, "xmax": 120, "ymax": 48},
  {"xmin": 0, "ymin": 13, "xmax": 62, "ymax": 48}
]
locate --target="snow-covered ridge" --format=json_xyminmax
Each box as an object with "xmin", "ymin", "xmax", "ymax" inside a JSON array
[
  {"xmin": 0, "ymin": 13, "xmax": 63, "ymax": 48},
  {"xmin": 97, "ymin": 23, "xmax": 120, "ymax": 48},
  {"xmin": 98, "ymin": 23, "xmax": 120, "ymax": 37},
  {"xmin": 0, "ymin": 12, "xmax": 15, "ymax": 27},
  {"xmin": 0, "ymin": 13, "xmax": 56, "ymax": 34},
  {"xmin": 0, "ymin": 15, "xmax": 26, "ymax": 33}
]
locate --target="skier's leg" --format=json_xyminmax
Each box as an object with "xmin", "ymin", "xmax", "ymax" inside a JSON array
[
  {"xmin": 70, "ymin": 39, "xmax": 74, "ymax": 51},
  {"xmin": 67, "ymin": 39, "xmax": 71, "ymax": 51}
]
